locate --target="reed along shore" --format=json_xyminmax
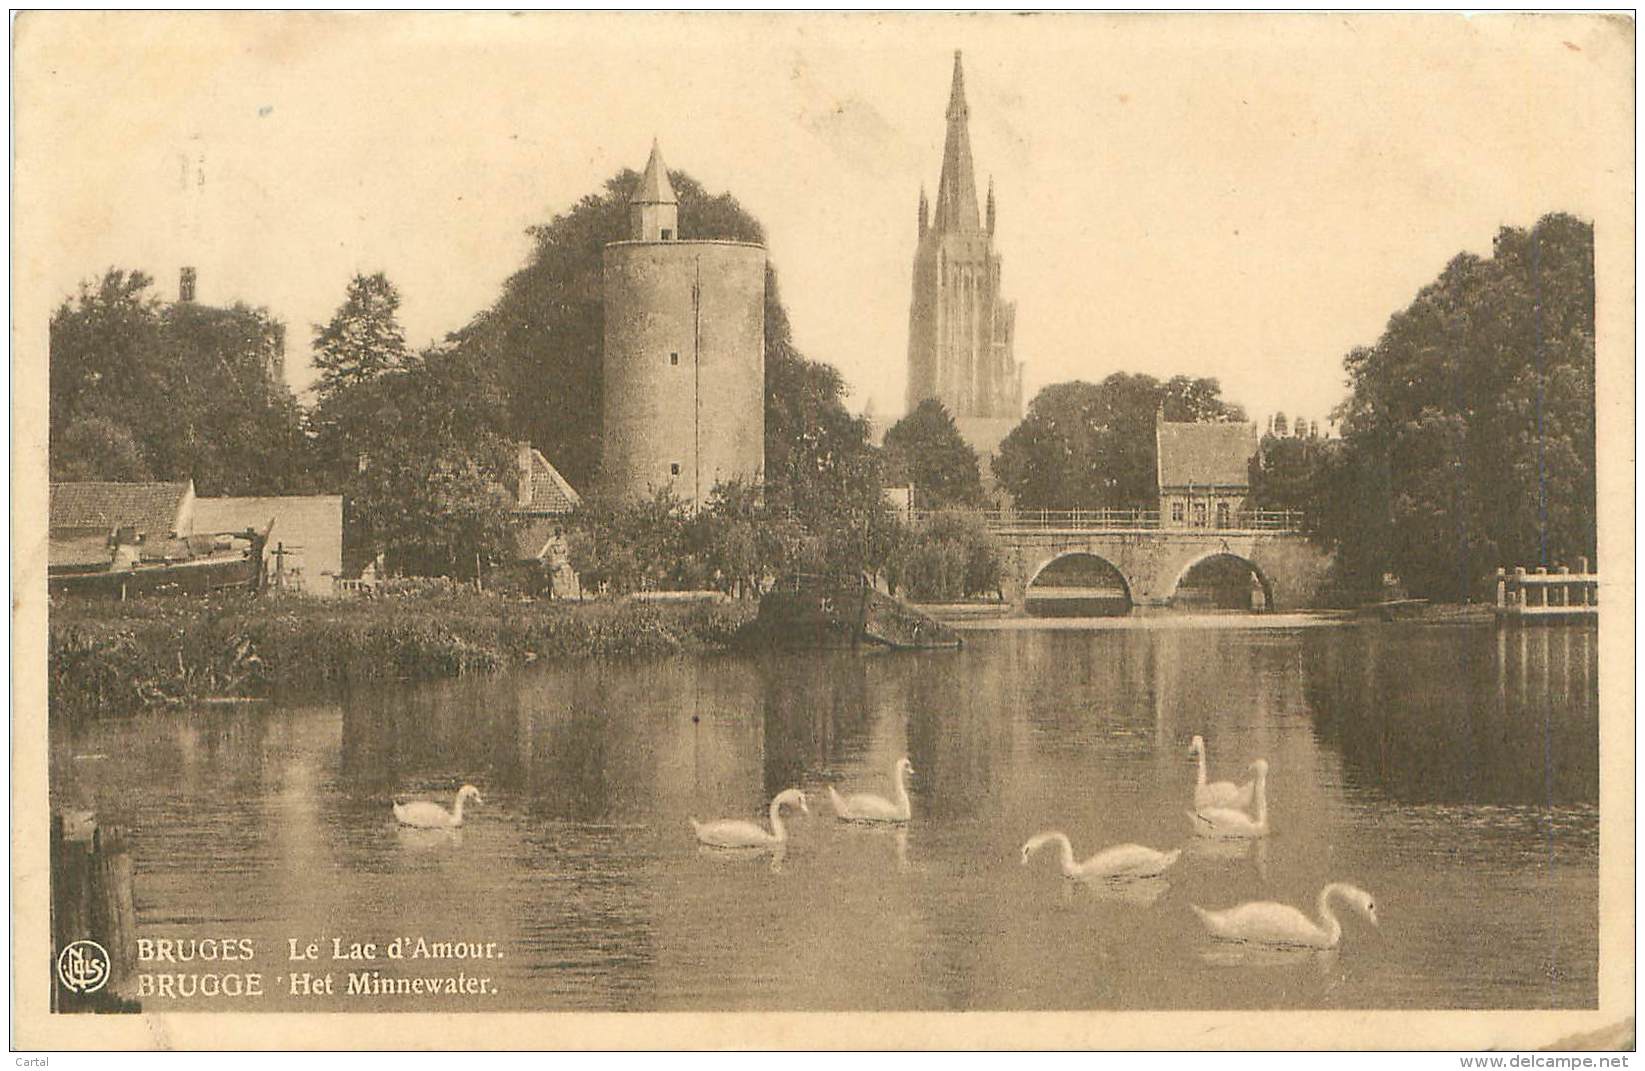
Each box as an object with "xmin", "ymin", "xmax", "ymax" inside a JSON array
[{"xmin": 48, "ymin": 590, "xmax": 755, "ymax": 719}]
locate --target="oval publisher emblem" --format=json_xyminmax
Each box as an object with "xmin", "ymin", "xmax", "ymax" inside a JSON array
[{"xmin": 57, "ymin": 940, "xmax": 110, "ymax": 995}]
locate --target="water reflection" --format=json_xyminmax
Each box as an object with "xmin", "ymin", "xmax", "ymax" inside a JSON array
[{"xmin": 49, "ymin": 621, "xmax": 1599, "ymax": 1011}]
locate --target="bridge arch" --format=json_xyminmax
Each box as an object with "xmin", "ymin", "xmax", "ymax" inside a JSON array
[
  {"xmin": 1167, "ymin": 551, "xmax": 1276, "ymax": 612},
  {"xmin": 1023, "ymin": 551, "xmax": 1134, "ymax": 616}
]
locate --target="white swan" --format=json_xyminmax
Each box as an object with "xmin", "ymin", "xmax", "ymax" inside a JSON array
[
  {"xmin": 1189, "ymin": 759, "xmax": 1269, "ymax": 838},
  {"xmin": 1189, "ymin": 734, "xmax": 1255, "ymax": 811},
  {"xmin": 828, "ymin": 757, "xmax": 913, "ymax": 823},
  {"xmin": 1192, "ymin": 883, "xmax": 1379, "ymax": 948},
  {"xmin": 393, "ymin": 784, "xmax": 481, "ymax": 829},
  {"xmin": 690, "ymin": 788, "xmax": 808, "ymax": 849},
  {"xmin": 1020, "ymin": 831, "xmax": 1182, "ymax": 881}
]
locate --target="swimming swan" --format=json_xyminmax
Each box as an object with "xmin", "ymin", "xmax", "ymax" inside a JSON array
[
  {"xmin": 1020, "ymin": 831, "xmax": 1182, "ymax": 881},
  {"xmin": 1192, "ymin": 883, "xmax": 1378, "ymax": 948},
  {"xmin": 690, "ymin": 788, "xmax": 809, "ymax": 848},
  {"xmin": 1189, "ymin": 759, "xmax": 1269, "ymax": 838},
  {"xmin": 828, "ymin": 757, "xmax": 914, "ymax": 823},
  {"xmin": 1189, "ymin": 735, "xmax": 1255, "ymax": 811},
  {"xmin": 394, "ymin": 784, "xmax": 482, "ymax": 829}
]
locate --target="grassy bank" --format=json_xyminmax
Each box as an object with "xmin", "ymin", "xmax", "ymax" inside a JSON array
[{"xmin": 49, "ymin": 591, "xmax": 756, "ymax": 718}]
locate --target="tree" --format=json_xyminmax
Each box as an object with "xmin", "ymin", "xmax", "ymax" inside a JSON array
[
  {"xmin": 1323, "ymin": 213, "xmax": 1595, "ymax": 601},
  {"xmin": 882, "ymin": 399, "xmax": 984, "ymax": 509},
  {"xmin": 311, "ymin": 272, "xmax": 409, "ymax": 402},
  {"xmin": 338, "ymin": 345, "xmax": 518, "ymax": 578},
  {"xmin": 48, "ymin": 268, "xmax": 313, "ymax": 494},
  {"xmin": 992, "ymin": 373, "xmax": 1246, "ymax": 510}
]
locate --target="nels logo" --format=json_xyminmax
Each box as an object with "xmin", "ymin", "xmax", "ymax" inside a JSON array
[{"xmin": 57, "ymin": 940, "xmax": 111, "ymax": 995}]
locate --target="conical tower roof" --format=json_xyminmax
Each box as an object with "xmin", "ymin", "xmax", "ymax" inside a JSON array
[
  {"xmin": 932, "ymin": 51, "xmax": 981, "ymax": 233},
  {"xmin": 633, "ymin": 138, "xmax": 677, "ymax": 205}
]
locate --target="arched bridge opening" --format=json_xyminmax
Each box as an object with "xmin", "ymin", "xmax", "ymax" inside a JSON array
[
  {"xmin": 1170, "ymin": 552, "xmax": 1275, "ymax": 612},
  {"xmin": 1024, "ymin": 552, "xmax": 1133, "ymax": 617}
]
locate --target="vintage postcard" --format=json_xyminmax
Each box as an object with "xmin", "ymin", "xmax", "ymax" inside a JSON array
[{"xmin": 11, "ymin": 11, "xmax": 1635, "ymax": 1051}]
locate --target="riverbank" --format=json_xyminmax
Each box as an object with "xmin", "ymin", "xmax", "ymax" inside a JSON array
[{"xmin": 48, "ymin": 592, "xmax": 756, "ymax": 718}]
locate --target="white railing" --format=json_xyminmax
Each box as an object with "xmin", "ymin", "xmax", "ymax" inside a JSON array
[{"xmin": 899, "ymin": 509, "xmax": 1307, "ymax": 533}]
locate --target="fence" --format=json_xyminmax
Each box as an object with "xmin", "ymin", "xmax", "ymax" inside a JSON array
[
  {"xmin": 899, "ymin": 508, "xmax": 1306, "ymax": 532},
  {"xmin": 1494, "ymin": 559, "xmax": 1598, "ymax": 620}
]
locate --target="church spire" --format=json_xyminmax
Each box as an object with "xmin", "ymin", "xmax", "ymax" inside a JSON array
[
  {"xmin": 986, "ymin": 176, "xmax": 996, "ymax": 235},
  {"xmin": 932, "ymin": 50, "xmax": 981, "ymax": 234},
  {"xmin": 918, "ymin": 185, "xmax": 929, "ymax": 237}
]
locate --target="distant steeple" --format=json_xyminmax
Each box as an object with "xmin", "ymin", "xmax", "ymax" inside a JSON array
[
  {"xmin": 918, "ymin": 185, "xmax": 929, "ymax": 237},
  {"xmin": 932, "ymin": 50, "xmax": 981, "ymax": 234},
  {"xmin": 985, "ymin": 176, "xmax": 996, "ymax": 236},
  {"xmin": 630, "ymin": 138, "xmax": 679, "ymax": 241}
]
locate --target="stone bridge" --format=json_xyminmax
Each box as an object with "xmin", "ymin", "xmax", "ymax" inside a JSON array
[{"xmin": 990, "ymin": 523, "xmax": 1332, "ymax": 613}]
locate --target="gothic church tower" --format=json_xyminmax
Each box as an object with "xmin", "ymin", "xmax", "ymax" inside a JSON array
[{"xmin": 905, "ymin": 52, "xmax": 1023, "ymax": 430}]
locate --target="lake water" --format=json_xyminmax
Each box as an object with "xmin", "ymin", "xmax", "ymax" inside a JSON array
[{"xmin": 51, "ymin": 618, "xmax": 1600, "ymax": 1011}]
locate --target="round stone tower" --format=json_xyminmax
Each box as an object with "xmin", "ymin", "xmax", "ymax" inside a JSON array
[{"xmin": 600, "ymin": 140, "xmax": 766, "ymax": 506}]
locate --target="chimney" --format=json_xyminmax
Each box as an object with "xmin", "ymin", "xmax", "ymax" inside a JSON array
[
  {"xmin": 179, "ymin": 266, "xmax": 197, "ymax": 303},
  {"xmin": 517, "ymin": 442, "xmax": 534, "ymax": 508}
]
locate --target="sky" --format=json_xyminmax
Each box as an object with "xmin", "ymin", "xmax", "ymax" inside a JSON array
[{"xmin": 15, "ymin": 12, "xmax": 1632, "ymax": 435}]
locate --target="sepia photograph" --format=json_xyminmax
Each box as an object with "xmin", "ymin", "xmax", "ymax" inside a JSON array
[{"xmin": 10, "ymin": 10, "xmax": 1635, "ymax": 1051}]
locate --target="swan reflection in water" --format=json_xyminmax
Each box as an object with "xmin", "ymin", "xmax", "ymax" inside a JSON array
[
  {"xmin": 1061, "ymin": 874, "xmax": 1172, "ymax": 908},
  {"xmin": 839, "ymin": 820, "xmax": 912, "ymax": 871},
  {"xmin": 1185, "ymin": 834, "xmax": 1268, "ymax": 880},
  {"xmin": 394, "ymin": 824, "xmax": 463, "ymax": 851},
  {"xmin": 1197, "ymin": 942, "xmax": 1340, "ymax": 977},
  {"xmin": 696, "ymin": 842, "xmax": 788, "ymax": 873}
]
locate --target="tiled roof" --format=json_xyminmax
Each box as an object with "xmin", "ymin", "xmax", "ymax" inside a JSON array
[
  {"xmin": 1155, "ymin": 421, "xmax": 1258, "ymax": 489},
  {"xmin": 517, "ymin": 449, "xmax": 582, "ymax": 516},
  {"xmin": 49, "ymin": 481, "xmax": 191, "ymax": 539},
  {"xmin": 49, "ymin": 530, "xmax": 113, "ymax": 568}
]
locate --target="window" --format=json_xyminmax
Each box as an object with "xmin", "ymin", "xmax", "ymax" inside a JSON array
[
  {"xmin": 670, "ymin": 463, "xmax": 680, "ymax": 476},
  {"xmin": 1171, "ymin": 501, "xmax": 1184, "ymax": 524},
  {"xmin": 1216, "ymin": 502, "xmax": 1230, "ymax": 529},
  {"xmin": 1192, "ymin": 502, "xmax": 1207, "ymax": 528},
  {"xmin": 670, "ymin": 352, "xmax": 679, "ymax": 366},
  {"xmin": 660, "ymin": 228, "xmax": 674, "ymax": 241}
]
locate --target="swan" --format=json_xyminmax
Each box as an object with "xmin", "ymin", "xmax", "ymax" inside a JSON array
[
  {"xmin": 690, "ymin": 788, "xmax": 808, "ymax": 849},
  {"xmin": 1189, "ymin": 759, "xmax": 1269, "ymax": 838},
  {"xmin": 1192, "ymin": 883, "xmax": 1379, "ymax": 948},
  {"xmin": 1020, "ymin": 831, "xmax": 1182, "ymax": 881},
  {"xmin": 827, "ymin": 757, "xmax": 914, "ymax": 823},
  {"xmin": 393, "ymin": 784, "xmax": 482, "ymax": 829},
  {"xmin": 1189, "ymin": 734, "xmax": 1255, "ymax": 811}
]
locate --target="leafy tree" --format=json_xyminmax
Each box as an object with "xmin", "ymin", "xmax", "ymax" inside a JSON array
[
  {"xmin": 992, "ymin": 373, "xmax": 1246, "ymax": 510},
  {"xmin": 893, "ymin": 511, "xmax": 1003, "ymax": 601},
  {"xmin": 51, "ymin": 415, "xmax": 152, "ymax": 483},
  {"xmin": 882, "ymin": 399, "xmax": 984, "ymax": 509},
  {"xmin": 1324, "ymin": 213, "xmax": 1595, "ymax": 601},
  {"xmin": 311, "ymin": 272, "xmax": 409, "ymax": 402},
  {"xmin": 48, "ymin": 268, "xmax": 312, "ymax": 494},
  {"xmin": 338, "ymin": 345, "xmax": 517, "ymax": 578}
]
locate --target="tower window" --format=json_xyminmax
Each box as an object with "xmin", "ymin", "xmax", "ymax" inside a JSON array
[
  {"xmin": 670, "ymin": 352, "xmax": 679, "ymax": 366},
  {"xmin": 660, "ymin": 228, "xmax": 674, "ymax": 241},
  {"xmin": 670, "ymin": 463, "xmax": 681, "ymax": 476}
]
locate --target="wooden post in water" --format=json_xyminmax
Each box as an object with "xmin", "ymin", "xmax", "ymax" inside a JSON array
[
  {"xmin": 1495, "ymin": 568, "xmax": 1506, "ymax": 610},
  {"xmin": 51, "ymin": 814, "xmax": 139, "ymax": 1012}
]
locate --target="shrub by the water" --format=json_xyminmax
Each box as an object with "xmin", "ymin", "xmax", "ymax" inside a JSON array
[{"xmin": 48, "ymin": 591, "xmax": 755, "ymax": 719}]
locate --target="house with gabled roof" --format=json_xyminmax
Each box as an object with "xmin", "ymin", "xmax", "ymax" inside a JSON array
[
  {"xmin": 1155, "ymin": 410, "xmax": 1259, "ymax": 530},
  {"xmin": 511, "ymin": 443, "xmax": 583, "ymax": 598}
]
